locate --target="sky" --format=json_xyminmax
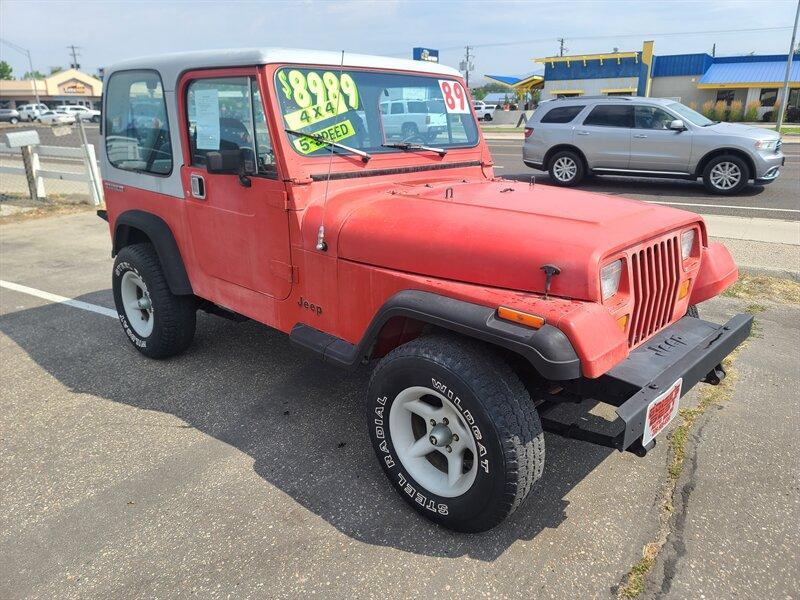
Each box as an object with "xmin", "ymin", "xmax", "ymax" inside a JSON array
[{"xmin": 1, "ymin": 0, "xmax": 798, "ymax": 85}]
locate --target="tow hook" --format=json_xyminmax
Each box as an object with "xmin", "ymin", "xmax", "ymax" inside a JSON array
[{"xmin": 703, "ymin": 363, "xmax": 727, "ymax": 386}]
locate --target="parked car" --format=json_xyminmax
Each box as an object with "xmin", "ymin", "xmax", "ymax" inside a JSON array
[
  {"xmin": 16, "ymin": 103, "xmax": 49, "ymax": 122},
  {"xmin": 379, "ymin": 98, "xmax": 447, "ymax": 142},
  {"xmin": 55, "ymin": 104, "xmax": 102, "ymax": 123},
  {"xmin": 38, "ymin": 110, "xmax": 76, "ymax": 125},
  {"xmin": 0, "ymin": 108, "xmax": 21, "ymax": 124},
  {"xmin": 98, "ymin": 48, "xmax": 750, "ymax": 532},
  {"xmin": 472, "ymin": 101, "xmax": 496, "ymax": 121},
  {"xmin": 523, "ymin": 96, "xmax": 784, "ymax": 195}
]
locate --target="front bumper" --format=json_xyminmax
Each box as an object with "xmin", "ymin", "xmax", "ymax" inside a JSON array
[
  {"xmin": 753, "ymin": 152, "xmax": 784, "ymax": 184},
  {"xmin": 540, "ymin": 313, "xmax": 752, "ymax": 454}
]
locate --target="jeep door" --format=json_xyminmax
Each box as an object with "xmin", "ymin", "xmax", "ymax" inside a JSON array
[
  {"xmin": 180, "ymin": 69, "xmax": 292, "ymax": 300},
  {"xmin": 575, "ymin": 104, "xmax": 633, "ymax": 169},
  {"xmin": 629, "ymin": 105, "xmax": 692, "ymax": 172}
]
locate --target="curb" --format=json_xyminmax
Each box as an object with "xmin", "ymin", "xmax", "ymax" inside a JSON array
[{"xmin": 738, "ymin": 264, "xmax": 800, "ymax": 282}]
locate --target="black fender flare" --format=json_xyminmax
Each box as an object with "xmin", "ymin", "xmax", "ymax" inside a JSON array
[
  {"xmin": 290, "ymin": 290, "xmax": 581, "ymax": 380},
  {"xmin": 113, "ymin": 210, "xmax": 193, "ymax": 295}
]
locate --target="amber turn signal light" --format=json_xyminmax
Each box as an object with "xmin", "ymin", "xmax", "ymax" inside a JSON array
[
  {"xmin": 497, "ymin": 307, "xmax": 545, "ymax": 329},
  {"xmin": 617, "ymin": 314, "xmax": 629, "ymax": 331},
  {"xmin": 678, "ymin": 279, "xmax": 691, "ymax": 300}
]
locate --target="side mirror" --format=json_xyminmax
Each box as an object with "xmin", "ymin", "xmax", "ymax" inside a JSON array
[
  {"xmin": 669, "ymin": 119, "xmax": 686, "ymax": 131},
  {"xmin": 206, "ymin": 149, "xmax": 242, "ymax": 174}
]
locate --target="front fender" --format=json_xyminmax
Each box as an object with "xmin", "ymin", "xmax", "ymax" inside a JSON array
[{"xmin": 689, "ymin": 242, "xmax": 738, "ymax": 305}]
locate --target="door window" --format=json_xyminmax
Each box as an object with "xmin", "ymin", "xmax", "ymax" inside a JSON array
[
  {"xmin": 390, "ymin": 102, "xmax": 404, "ymax": 114},
  {"xmin": 634, "ymin": 106, "xmax": 675, "ymax": 130},
  {"xmin": 582, "ymin": 104, "xmax": 634, "ymax": 128},
  {"xmin": 105, "ymin": 69, "xmax": 172, "ymax": 175},
  {"xmin": 186, "ymin": 76, "xmax": 276, "ymax": 176}
]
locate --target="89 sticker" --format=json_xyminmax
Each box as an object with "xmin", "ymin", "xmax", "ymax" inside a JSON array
[{"xmin": 437, "ymin": 80, "xmax": 470, "ymax": 114}]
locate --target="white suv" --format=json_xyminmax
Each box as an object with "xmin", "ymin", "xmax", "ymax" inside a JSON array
[
  {"xmin": 17, "ymin": 103, "xmax": 49, "ymax": 121},
  {"xmin": 473, "ymin": 101, "xmax": 496, "ymax": 121},
  {"xmin": 55, "ymin": 105, "xmax": 101, "ymax": 123}
]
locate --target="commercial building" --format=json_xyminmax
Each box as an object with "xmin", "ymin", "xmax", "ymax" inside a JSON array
[
  {"xmin": 525, "ymin": 41, "xmax": 798, "ymax": 115},
  {"xmin": 0, "ymin": 69, "xmax": 103, "ymax": 110}
]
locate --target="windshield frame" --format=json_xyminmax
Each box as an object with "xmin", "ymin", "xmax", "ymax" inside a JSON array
[
  {"xmin": 666, "ymin": 101, "xmax": 714, "ymax": 127},
  {"xmin": 270, "ymin": 65, "xmax": 480, "ymax": 160}
]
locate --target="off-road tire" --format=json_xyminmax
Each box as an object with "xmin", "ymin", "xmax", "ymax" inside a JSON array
[
  {"xmin": 112, "ymin": 243, "xmax": 196, "ymax": 359},
  {"xmin": 702, "ymin": 154, "xmax": 749, "ymax": 195},
  {"xmin": 548, "ymin": 149, "xmax": 585, "ymax": 186},
  {"xmin": 367, "ymin": 334, "xmax": 545, "ymax": 532},
  {"xmin": 687, "ymin": 304, "xmax": 699, "ymax": 318}
]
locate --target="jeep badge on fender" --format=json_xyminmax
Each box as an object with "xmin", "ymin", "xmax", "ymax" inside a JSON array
[{"xmin": 98, "ymin": 48, "xmax": 751, "ymax": 532}]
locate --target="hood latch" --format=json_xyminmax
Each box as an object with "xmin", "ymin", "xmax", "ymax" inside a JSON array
[{"xmin": 540, "ymin": 264, "xmax": 561, "ymax": 300}]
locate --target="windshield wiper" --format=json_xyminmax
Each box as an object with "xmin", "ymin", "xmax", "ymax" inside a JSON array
[
  {"xmin": 382, "ymin": 142, "xmax": 447, "ymax": 157},
  {"xmin": 285, "ymin": 128, "xmax": 371, "ymax": 162}
]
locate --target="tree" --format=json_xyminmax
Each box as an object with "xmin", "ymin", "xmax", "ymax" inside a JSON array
[
  {"xmin": 0, "ymin": 61, "xmax": 12, "ymax": 80},
  {"xmin": 22, "ymin": 70, "xmax": 46, "ymax": 80},
  {"xmin": 49, "ymin": 66, "xmax": 63, "ymax": 75}
]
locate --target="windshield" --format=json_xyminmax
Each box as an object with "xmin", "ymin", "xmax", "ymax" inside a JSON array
[
  {"xmin": 667, "ymin": 101, "xmax": 714, "ymax": 127},
  {"xmin": 274, "ymin": 67, "xmax": 479, "ymax": 158}
]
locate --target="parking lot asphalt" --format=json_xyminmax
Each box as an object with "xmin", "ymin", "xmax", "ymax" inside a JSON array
[
  {"xmin": 486, "ymin": 140, "xmax": 799, "ymax": 222},
  {"xmin": 1, "ymin": 212, "xmax": 798, "ymax": 599}
]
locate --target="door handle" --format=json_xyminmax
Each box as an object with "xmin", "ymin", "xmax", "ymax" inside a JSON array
[
  {"xmin": 190, "ymin": 173, "xmax": 206, "ymax": 200},
  {"xmin": 633, "ymin": 134, "xmax": 648, "ymax": 138},
  {"xmin": 576, "ymin": 131, "xmax": 590, "ymax": 136}
]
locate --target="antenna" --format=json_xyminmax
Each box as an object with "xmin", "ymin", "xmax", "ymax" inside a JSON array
[{"xmin": 316, "ymin": 49, "xmax": 346, "ymax": 252}]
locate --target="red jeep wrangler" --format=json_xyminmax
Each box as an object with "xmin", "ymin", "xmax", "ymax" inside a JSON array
[{"xmin": 99, "ymin": 49, "xmax": 750, "ymax": 532}]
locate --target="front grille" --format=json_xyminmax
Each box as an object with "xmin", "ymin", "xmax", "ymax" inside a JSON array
[{"xmin": 628, "ymin": 234, "xmax": 681, "ymax": 347}]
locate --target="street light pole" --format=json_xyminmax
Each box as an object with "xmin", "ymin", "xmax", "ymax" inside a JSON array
[
  {"xmin": 0, "ymin": 38, "xmax": 42, "ymax": 107},
  {"xmin": 776, "ymin": 0, "xmax": 800, "ymax": 132}
]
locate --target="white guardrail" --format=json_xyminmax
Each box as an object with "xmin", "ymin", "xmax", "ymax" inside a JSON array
[{"xmin": 0, "ymin": 129, "xmax": 103, "ymax": 205}]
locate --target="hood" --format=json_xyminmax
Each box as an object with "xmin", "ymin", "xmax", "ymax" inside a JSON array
[
  {"xmin": 703, "ymin": 121, "xmax": 780, "ymax": 140},
  {"xmin": 335, "ymin": 179, "xmax": 700, "ymax": 301}
]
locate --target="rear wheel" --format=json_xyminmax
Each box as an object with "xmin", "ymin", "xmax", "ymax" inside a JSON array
[
  {"xmin": 548, "ymin": 150, "xmax": 585, "ymax": 186},
  {"xmin": 401, "ymin": 122, "xmax": 420, "ymax": 141},
  {"xmin": 113, "ymin": 243, "xmax": 196, "ymax": 359},
  {"xmin": 367, "ymin": 334, "xmax": 545, "ymax": 532},
  {"xmin": 483, "ymin": 113, "xmax": 493, "ymax": 122},
  {"xmin": 702, "ymin": 154, "xmax": 749, "ymax": 195},
  {"xmin": 10, "ymin": 117, "xmax": 18, "ymax": 125}
]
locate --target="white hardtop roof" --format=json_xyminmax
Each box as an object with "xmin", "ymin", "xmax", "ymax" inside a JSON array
[{"xmin": 105, "ymin": 47, "xmax": 462, "ymax": 91}]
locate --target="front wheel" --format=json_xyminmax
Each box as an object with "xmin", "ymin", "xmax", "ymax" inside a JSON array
[
  {"xmin": 548, "ymin": 150, "xmax": 585, "ymax": 186},
  {"xmin": 113, "ymin": 243, "xmax": 196, "ymax": 359},
  {"xmin": 367, "ymin": 334, "xmax": 545, "ymax": 532},
  {"xmin": 702, "ymin": 154, "xmax": 749, "ymax": 195}
]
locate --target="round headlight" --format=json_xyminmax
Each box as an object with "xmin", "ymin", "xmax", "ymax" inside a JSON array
[
  {"xmin": 681, "ymin": 230, "xmax": 695, "ymax": 260},
  {"xmin": 601, "ymin": 259, "xmax": 623, "ymax": 300}
]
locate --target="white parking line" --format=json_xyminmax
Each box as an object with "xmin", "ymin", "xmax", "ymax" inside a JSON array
[{"xmin": 0, "ymin": 280, "xmax": 117, "ymax": 318}]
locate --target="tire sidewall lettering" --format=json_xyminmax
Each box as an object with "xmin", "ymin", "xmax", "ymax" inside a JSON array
[{"xmin": 113, "ymin": 260, "xmax": 151, "ymax": 349}]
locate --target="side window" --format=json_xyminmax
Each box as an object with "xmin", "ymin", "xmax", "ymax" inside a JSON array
[
  {"xmin": 583, "ymin": 104, "xmax": 634, "ymax": 128},
  {"xmin": 105, "ymin": 70, "xmax": 172, "ymax": 175},
  {"xmin": 186, "ymin": 77, "xmax": 275, "ymax": 176},
  {"xmin": 540, "ymin": 105, "xmax": 585, "ymax": 124},
  {"xmin": 634, "ymin": 106, "xmax": 675, "ymax": 130},
  {"xmin": 390, "ymin": 102, "xmax": 404, "ymax": 115},
  {"xmin": 379, "ymin": 102, "xmax": 388, "ymax": 115}
]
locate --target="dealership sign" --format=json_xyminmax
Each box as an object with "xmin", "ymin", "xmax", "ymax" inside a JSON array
[{"xmin": 413, "ymin": 47, "xmax": 439, "ymax": 63}]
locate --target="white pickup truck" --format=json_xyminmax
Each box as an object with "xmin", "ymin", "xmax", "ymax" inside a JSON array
[
  {"xmin": 472, "ymin": 101, "xmax": 496, "ymax": 122},
  {"xmin": 379, "ymin": 99, "xmax": 448, "ymax": 142}
]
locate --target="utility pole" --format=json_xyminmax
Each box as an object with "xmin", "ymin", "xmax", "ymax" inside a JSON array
[
  {"xmin": 460, "ymin": 46, "xmax": 474, "ymax": 88},
  {"xmin": 558, "ymin": 38, "xmax": 567, "ymax": 57},
  {"xmin": 711, "ymin": 43, "xmax": 716, "ymax": 57},
  {"xmin": 68, "ymin": 44, "xmax": 81, "ymax": 70},
  {"xmin": 776, "ymin": 0, "xmax": 800, "ymax": 131},
  {"xmin": 0, "ymin": 38, "xmax": 41, "ymax": 107}
]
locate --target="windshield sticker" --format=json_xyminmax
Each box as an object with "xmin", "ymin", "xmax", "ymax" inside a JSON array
[
  {"xmin": 437, "ymin": 80, "xmax": 470, "ymax": 114},
  {"xmin": 293, "ymin": 119, "xmax": 356, "ymax": 154},
  {"xmin": 278, "ymin": 69, "xmax": 360, "ymax": 130},
  {"xmin": 194, "ymin": 88, "xmax": 221, "ymax": 150}
]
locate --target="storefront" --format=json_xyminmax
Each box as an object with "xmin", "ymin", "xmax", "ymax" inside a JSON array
[{"xmin": 0, "ymin": 69, "xmax": 103, "ymax": 110}]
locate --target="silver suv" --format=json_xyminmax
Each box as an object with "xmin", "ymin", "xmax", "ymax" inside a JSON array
[{"xmin": 522, "ymin": 96, "xmax": 784, "ymax": 195}]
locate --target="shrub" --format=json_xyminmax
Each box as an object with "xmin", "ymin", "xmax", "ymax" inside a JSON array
[
  {"xmin": 688, "ymin": 101, "xmax": 698, "ymax": 111},
  {"xmin": 713, "ymin": 100, "xmax": 728, "ymax": 121},
  {"xmin": 729, "ymin": 100, "xmax": 743, "ymax": 122},
  {"xmin": 701, "ymin": 100, "xmax": 715, "ymax": 118},
  {"xmin": 744, "ymin": 100, "xmax": 760, "ymax": 122}
]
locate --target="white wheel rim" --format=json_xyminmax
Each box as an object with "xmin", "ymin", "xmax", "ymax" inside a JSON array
[
  {"xmin": 710, "ymin": 161, "xmax": 741, "ymax": 190},
  {"xmin": 389, "ymin": 386, "xmax": 479, "ymax": 498},
  {"xmin": 553, "ymin": 156, "xmax": 577, "ymax": 181},
  {"xmin": 120, "ymin": 271, "xmax": 154, "ymax": 337}
]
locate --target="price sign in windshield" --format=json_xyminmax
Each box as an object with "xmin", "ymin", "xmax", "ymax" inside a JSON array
[{"xmin": 438, "ymin": 80, "xmax": 470, "ymax": 114}]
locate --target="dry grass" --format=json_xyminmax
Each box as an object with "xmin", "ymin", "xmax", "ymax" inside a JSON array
[
  {"xmin": 723, "ymin": 274, "xmax": 800, "ymax": 305},
  {"xmin": 0, "ymin": 194, "xmax": 94, "ymax": 224}
]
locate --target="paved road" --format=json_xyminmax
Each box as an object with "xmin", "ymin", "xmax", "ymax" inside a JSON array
[
  {"xmin": 1, "ymin": 212, "xmax": 798, "ymax": 599},
  {"xmin": 486, "ymin": 140, "xmax": 799, "ymax": 222}
]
